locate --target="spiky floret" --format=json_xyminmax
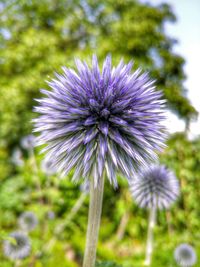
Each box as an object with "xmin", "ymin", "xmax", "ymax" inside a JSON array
[
  {"xmin": 130, "ymin": 165, "xmax": 179, "ymax": 209},
  {"xmin": 174, "ymin": 244, "xmax": 197, "ymax": 267},
  {"xmin": 3, "ymin": 232, "xmax": 30, "ymax": 260},
  {"xmin": 33, "ymin": 55, "xmax": 166, "ymax": 188},
  {"xmin": 18, "ymin": 212, "xmax": 38, "ymax": 232}
]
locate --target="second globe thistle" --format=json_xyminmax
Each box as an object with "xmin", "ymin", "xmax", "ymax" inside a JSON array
[
  {"xmin": 130, "ymin": 165, "xmax": 179, "ymax": 266},
  {"xmin": 33, "ymin": 55, "xmax": 166, "ymax": 188},
  {"xmin": 130, "ymin": 165, "xmax": 179, "ymax": 209}
]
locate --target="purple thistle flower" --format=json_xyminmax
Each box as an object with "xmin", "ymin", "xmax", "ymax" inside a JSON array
[
  {"xmin": 3, "ymin": 232, "xmax": 31, "ymax": 260},
  {"xmin": 130, "ymin": 165, "xmax": 179, "ymax": 209},
  {"xmin": 174, "ymin": 244, "xmax": 197, "ymax": 267},
  {"xmin": 33, "ymin": 55, "xmax": 166, "ymax": 188}
]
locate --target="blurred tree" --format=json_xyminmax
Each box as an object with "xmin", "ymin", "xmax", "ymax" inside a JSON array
[{"xmin": 0, "ymin": 0, "xmax": 197, "ymax": 178}]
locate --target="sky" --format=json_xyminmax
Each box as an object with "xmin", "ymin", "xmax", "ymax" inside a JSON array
[{"xmin": 143, "ymin": 0, "xmax": 200, "ymax": 138}]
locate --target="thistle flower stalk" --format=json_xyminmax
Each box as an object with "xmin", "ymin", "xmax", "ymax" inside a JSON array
[
  {"xmin": 144, "ymin": 205, "xmax": 157, "ymax": 266},
  {"xmin": 83, "ymin": 175, "xmax": 105, "ymax": 267}
]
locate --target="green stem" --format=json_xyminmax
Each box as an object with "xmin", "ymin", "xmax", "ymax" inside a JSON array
[
  {"xmin": 144, "ymin": 206, "xmax": 157, "ymax": 266},
  {"xmin": 83, "ymin": 175, "xmax": 105, "ymax": 267},
  {"xmin": 67, "ymin": 193, "xmax": 87, "ymax": 222},
  {"xmin": 166, "ymin": 210, "xmax": 173, "ymax": 234},
  {"xmin": 14, "ymin": 259, "xmax": 21, "ymax": 267},
  {"xmin": 116, "ymin": 211, "xmax": 130, "ymax": 241},
  {"xmin": 55, "ymin": 192, "xmax": 87, "ymax": 234}
]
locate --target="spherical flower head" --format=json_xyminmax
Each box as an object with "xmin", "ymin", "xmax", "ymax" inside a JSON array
[
  {"xmin": 130, "ymin": 165, "xmax": 179, "ymax": 209},
  {"xmin": 174, "ymin": 244, "xmax": 197, "ymax": 267},
  {"xmin": 3, "ymin": 231, "xmax": 31, "ymax": 260},
  {"xmin": 33, "ymin": 55, "xmax": 166, "ymax": 188},
  {"xmin": 18, "ymin": 211, "xmax": 38, "ymax": 232},
  {"xmin": 20, "ymin": 135, "xmax": 35, "ymax": 150},
  {"xmin": 41, "ymin": 157, "xmax": 57, "ymax": 176}
]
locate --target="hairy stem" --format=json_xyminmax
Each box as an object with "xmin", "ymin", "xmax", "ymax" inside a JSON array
[
  {"xmin": 144, "ymin": 206, "xmax": 157, "ymax": 266},
  {"xmin": 83, "ymin": 175, "xmax": 105, "ymax": 267}
]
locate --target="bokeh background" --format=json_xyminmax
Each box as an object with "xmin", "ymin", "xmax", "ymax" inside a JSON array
[{"xmin": 0, "ymin": 0, "xmax": 200, "ymax": 266}]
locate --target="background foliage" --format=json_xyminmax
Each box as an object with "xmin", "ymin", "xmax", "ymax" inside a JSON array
[{"xmin": 0, "ymin": 0, "xmax": 199, "ymax": 266}]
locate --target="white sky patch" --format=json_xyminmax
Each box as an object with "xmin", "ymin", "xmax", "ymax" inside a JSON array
[{"xmin": 163, "ymin": 110, "xmax": 185, "ymax": 134}]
